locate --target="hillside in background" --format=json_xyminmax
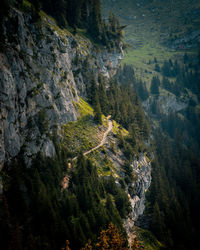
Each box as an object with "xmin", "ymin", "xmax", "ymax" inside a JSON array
[
  {"xmin": 0, "ymin": 0, "xmax": 200, "ymax": 249},
  {"xmin": 102, "ymin": 0, "xmax": 200, "ymax": 80},
  {"xmin": 102, "ymin": 0, "xmax": 200, "ymax": 249},
  {"xmin": 0, "ymin": 1, "xmax": 153, "ymax": 249}
]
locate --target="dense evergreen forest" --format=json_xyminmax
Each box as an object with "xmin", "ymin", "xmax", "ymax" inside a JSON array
[
  {"xmin": 0, "ymin": 56, "xmax": 150, "ymax": 250},
  {"xmin": 87, "ymin": 71, "xmax": 150, "ymax": 149},
  {"xmin": 0, "ymin": 149, "xmax": 131, "ymax": 249},
  {"xmin": 139, "ymin": 53, "xmax": 200, "ymax": 249},
  {"xmin": 1, "ymin": 0, "xmax": 200, "ymax": 249},
  {"xmin": 0, "ymin": 1, "xmax": 150, "ymax": 249}
]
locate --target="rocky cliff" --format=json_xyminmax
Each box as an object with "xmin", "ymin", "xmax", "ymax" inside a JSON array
[
  {"xmin": 143, "ymin": 93, "xmax": 188, "ymax": 116},
  {"xmin": 0, "ymin": 7, "xmax": 123, "ymax": 169},
  {"xmin": 124, "ymin": 154, "xmax": 152, "ymax": 246},
  {"xmin": 102, "ymin": 131, "xmax": 152, "ymax": 246},
  {"xmin": 0, "ymin": 7, "xmax": 152, "ymax": 246}
]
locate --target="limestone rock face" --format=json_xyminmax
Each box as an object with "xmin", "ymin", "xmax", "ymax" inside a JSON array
[
  {"xmin": 103, "ymin": 133, "xmax": 152, "ymax": 245},
  {"xmin": 143, "ymin": 94, "xmax": 188, "ymax": 116},
  {"xmin": 124, "ymin": 154, "xmax": 152, "ymax": 246},
  {"xmin": 0, "ymin": 8, "xmax": 123, "ymax": 168},
  {"xmin": 130, "ymin": 154, "xmax": 151, "ymax": 219},
  {"xmin": 96, "ymin": 45, "xmax": 124, "ymax": 78}
]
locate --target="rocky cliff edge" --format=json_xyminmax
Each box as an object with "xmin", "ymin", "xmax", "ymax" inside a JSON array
[{"xmin": 0, "ymin": 8, "xmax": 123, "ymax": 169}]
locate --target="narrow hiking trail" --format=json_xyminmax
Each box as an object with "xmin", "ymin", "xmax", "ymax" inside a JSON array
[
  {"xmin": 62, "ymin": 117, "xmax": 113, "ymax": 189},
  {"xmin": 83, "ymin": 119, "xmax": 113, "ymax": 156}
]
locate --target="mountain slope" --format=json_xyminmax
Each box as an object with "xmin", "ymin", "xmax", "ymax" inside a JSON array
[
  {"xmin": 0, "ymin": 1, "xmax": 153, "ymax": 249},
  {"xmin": 102, "ymin": 0, "xmax": 200, "ymax": 80},
  {"xmin": 102, "ymin": 0, "xmax": 200, "ymax": 249},
  {"xmin": 0, "ymin": 3, "xmax": 123, "ymax": 169}
]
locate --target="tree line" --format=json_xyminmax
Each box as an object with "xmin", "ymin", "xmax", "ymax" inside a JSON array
[
  {"xmin": 0, "ymin": 146, "xmax": 131, "ymax": 249},
  {"xmin": 151, "ymin": 54, "xmax": 200, "ymax": 99},
  {"xmin": 142, "ymin": 52, "xmax": 200, "ymax": 249},
  {"xmin": 85, "ymin": 64, "xmax": 150, "ymax": 160},
  {"xmin": 0, "ymin": 0, "xmax": 123, "ymax": 50}
]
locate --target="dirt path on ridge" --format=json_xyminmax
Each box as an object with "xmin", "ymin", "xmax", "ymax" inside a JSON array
[{"xmin": 61, "ymin": 117, "xmax": 113, "ymax": 189}]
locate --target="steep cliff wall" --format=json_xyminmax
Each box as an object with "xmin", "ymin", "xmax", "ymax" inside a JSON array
[
  {"xmin": 0, "ymin": 7, "xmax": 151, "ymax": 246},
  {"xmin": 0, "ymin": 8, "xmax": 123, "ymax": 169},
  {"xmin": 143, "ymin": 93, "xmax": 188, "ymax": 116},
  {"xmin": 124, "ymin": 154, "xmax": 152, "ymax": 246},
  {"xmin": 103, "ymin": 131, "xmax": 152, "ymax": 246}
]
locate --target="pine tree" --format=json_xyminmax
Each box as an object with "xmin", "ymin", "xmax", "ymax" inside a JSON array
[
  {"xmin": 30, "ymin": 0, "xmax": 41, "ymax": 22},
  {"xmin": 150, "ymin": 76, "xmax": 160, "ymax": 95},
  {"xmin": 88, "ymin": 72, "xmax": 97, "ymax": 105},
  {"xmin": 138, "ymin": 80, "xmax": 149, "ymax": 101},
  {"xmin": 155, "ymin": 63, "xmax": 160, "ymax": 72},
  {"xmin": 0, "ymin": 0, "xmax": 11, "ymax": 46},
  {"xmin": 162, "ymin": 76, "xmax": 170, "ymax": 90},
  {"xmin": 151, "ymin": 202, "xmax": 165, "ymax": 240},
  {"xmin": 98, "ymin": 75, "xmax": 108, "ymax": 115},
  {"xmin": 88, "ymin": 0, "xmax": 102, "ymax": 40},
  {"xmin": 94, "ymin": 94, "xmax": 102, "ymax": 124},
  {"xmin": 162, "ymin": 60, "xmax": 172, "ymax": 77}
]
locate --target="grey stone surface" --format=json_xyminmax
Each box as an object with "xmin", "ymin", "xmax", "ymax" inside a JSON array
[
  {"xmin": 143, "ymin": 94, "xmax": 188, "ymax": 116},
  {"xmin": 104, "ymin": 134, "xmax": 152, "ymax": 245},
  {"xmin": 124, "ymin": 154, "xmax": 152, "ymax": 246},
  {"xmin": 0, "ymin": 8, "xmax": 123, "ymax": 169}
]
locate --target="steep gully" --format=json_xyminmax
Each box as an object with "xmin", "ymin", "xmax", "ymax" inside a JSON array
[{"xmin": 61, "ymin": 116, "xmax": 113, "ymax": 189}]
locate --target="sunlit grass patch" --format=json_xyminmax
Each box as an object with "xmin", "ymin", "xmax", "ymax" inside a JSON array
[
  {"xmin": 112, "ymin": 120, "xmax": 128, "ymax": 136},
  {"xmin": 75, "ymin": 97, "xmax": 94, "ymax": 117},
  {"xmin": 40, "ymin": 11, "xmax": 72, "ymax": 38},
  {"xmin": 62, "ymin": 98, "xmax": 108, "ymax": 154},
  {"xmin": 62, "ymin": 117, "xmax": 99, "ymax": 153}
]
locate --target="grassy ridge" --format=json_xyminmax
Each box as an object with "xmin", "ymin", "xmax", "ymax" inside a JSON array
[
  {"xmin": 62, "ymin": 98, "xmax": 103, "ymax": 153},
  {"xmin": 62, "ymin": 98, "xmax": 128, "ymax": 155},
  {"xmin": 102, "ymin": 0, "xmax": 199, "ymax": 81}
]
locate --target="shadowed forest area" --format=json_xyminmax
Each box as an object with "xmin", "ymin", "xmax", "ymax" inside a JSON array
[{"xmin": 0, "ymin": 0, "xmax": 200, "ymax": 249}]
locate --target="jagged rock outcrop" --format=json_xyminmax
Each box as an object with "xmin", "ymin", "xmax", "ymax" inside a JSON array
[
  {"xmin": 0, "ymin": 7, "xmax": 149, "ymax": 245},
  {"xmin": 130, "ymin": 155, "xmax": 151, "ymax": 220},
  {"xmin": 103, "ymin": 133, "xmax": 152, "ymax": 245},
  {"xmin": 0, "ymin": 8, "xmax": 123, "ymax": 169},
  {"xmin": 143, "ymin": 94, "xmax": 188, "ymax": 116},
  {"xmin": 123, "ymin": 154, "xmax": 151, "ymax": 245}
]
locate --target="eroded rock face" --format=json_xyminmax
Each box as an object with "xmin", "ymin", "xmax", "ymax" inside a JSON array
[
  {"xmin": 0, "ymin": 11, "xmax": 78, "ymax": 167},
  {"xmin": 104, "ymin": 133, "xmax": 152, "ymax": 223},
  {"xmin": 124, "ymin": 154, "xmax": 152, "ymax": 246},
  {"xmin": 104, "ymin": 134, "xmax": 152, "ymax": 245},
  {"xmin": 97, "ymin": 45, "xmax": 124, "ymax": 78},
  {"xmin": 0, "ymin": 8, "xmax": 123, "ymax": 168},
  {"xmin": 130, "ymin": 154, "xmax": 151, "ymax": 219},
  {"xmin": 143, "ymin": 94, "xmax": 188, "ymax": 116}
]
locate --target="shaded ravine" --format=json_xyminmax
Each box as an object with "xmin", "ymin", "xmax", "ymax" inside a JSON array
[{"xmin": 62, "ymin": 117, "xmax": 113, "ymax": 189}]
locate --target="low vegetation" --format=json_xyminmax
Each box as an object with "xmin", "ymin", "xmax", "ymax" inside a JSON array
[
  {"xmin": 135, "ymin": 226, "xmax": 164, "ymax": 250},
  {"xmin": 62, "ymin": 98, "xmax": 106, "ymax": 154},
  {"xmin": 102, "ymin": 0, "xmax": 199, "ymax": 81}
]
